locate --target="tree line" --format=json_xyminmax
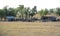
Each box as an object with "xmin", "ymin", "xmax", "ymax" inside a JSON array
[{"xmin": 0, "ymin": 5, "xmax": 60, "ymax": 21}]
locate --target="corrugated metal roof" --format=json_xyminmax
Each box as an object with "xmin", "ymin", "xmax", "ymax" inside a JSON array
[{"xmin": 6, "ymin": 16, "xmax": 15, "ymax": 19}]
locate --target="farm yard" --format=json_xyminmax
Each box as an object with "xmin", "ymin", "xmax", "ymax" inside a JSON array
[
  {"xmin": 0, "ymin": 21, "xmax": 60, "ymax": 36},
  {"xmin": 0, "ymin": 0, "xmax": 60, "ymax": 36}
]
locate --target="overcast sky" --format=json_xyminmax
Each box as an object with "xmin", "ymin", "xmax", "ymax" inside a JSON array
[{"xmin": 0, "ymin": 0, "xmax": 60, "ymax": 10}]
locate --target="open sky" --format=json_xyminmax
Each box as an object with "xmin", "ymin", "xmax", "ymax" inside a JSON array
[{"xmin": 0, "ymin": 0, "xmax": 60, "ymax": 10}]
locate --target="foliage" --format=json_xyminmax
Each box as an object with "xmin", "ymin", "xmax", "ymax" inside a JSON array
[
  {"xmin": 44, "ymin": 8, "xmax": 48, "ymax": 15},
  {"xmin": 0, "ymin": 9, "xmax": 5, "ymax": 20},
  {"xmin": 0, "ymin": 9, "xmax": 5, "ymax": 18},
  {"xmin": 7, "ymin": 8, "xmax": 16, "ymax": 16},
  {"xmin": 49, "ymin": 9, "xmax": 54, "ymax": 13},
  {"xmin": 0, "ymin": 5, "xmax": 60, "ymax": 21},
  {"xmin": 30, "ymin": 6, "xmax": 37, "ymax": 18},
  {"xmin": 18, "ymin": 5, "xmax": 25, "ymax": 18},
  {"xmin": 56, "ymin": 8, "xmax": 60, "ymax": 16},
  {"xmin": 39, "ymin": 9, "xmax": 48, "ymax": 16},
  {"xmin": 39, "ymin": 9, "xmax": 44, "ymax": 16}
]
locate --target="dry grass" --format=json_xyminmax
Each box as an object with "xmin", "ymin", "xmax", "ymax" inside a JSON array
[{"xmin": 0, "ymin": 21, "xmax": 60, "ymax": 36}]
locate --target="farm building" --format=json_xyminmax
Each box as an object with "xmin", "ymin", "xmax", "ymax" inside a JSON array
[{"xmin": 6, "ymin": 16, "xmax": 16, "ymax": 21}]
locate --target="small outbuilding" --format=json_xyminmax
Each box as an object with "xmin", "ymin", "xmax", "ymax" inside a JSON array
[
  {"xmin": 6, "ymin": 16, "xmax": 15, "ymax": 21},
  {"xmin": 40, "ymin": 16, "xmax": 57, "ymax": 22}
]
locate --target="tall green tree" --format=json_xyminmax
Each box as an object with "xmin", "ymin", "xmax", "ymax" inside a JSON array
[
  {"xmin": 24, "ymin": 8, "xmax": 28, "ymax": 19},
  {"xmin": 33, "ymin": 6, "xmax": 37, "ymax": 13},
  {"xmin": 39, "ymin": 9, "xmax": 48, "ymax": 17},
  {"xmin": 7, "ymin": 8, "xmax": 16, "ymax": 16},
  {"xmin": 44, "ymin": 8, "xmax": 48, "ymax": 16},
  {"xmin": 56, "ymin": 8, "xmax": 60, "ymax": 16},
  {"xmin": 3, "ymin": 6, "xmax": 8, "ymax": 20},
  {"xmin": 24, "ymin": 7, "xmax": 31, "ymax": 19},
  {"xmin": 18, "ymin": 5, "xmax": 25, "ymax": 19},
  {"xmin": 30, "ymin": 6, "xmax": 37, "ymax": 18},
  {"xmin": 49, "ymin": 9, "xmax": 54, "ymax": 13},
  {"xmin": 0, "ymin": 9, "xmax": 5, "ymax": 21},
  {"xmin": 27, "ymin": 7, "xmax": 30, "ymax": 19},
  {"xmin": 49, "ymin": 8, "xmax": 54, "ymax": 15},
  {"xmin": 39, "ymin": 9, "xmax": 44, "ymax": 16}
]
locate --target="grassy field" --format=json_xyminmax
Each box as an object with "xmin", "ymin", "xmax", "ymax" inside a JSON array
[{"xmin": 0, "ymin": 21, "xmax": 60, "ymax": 36}]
